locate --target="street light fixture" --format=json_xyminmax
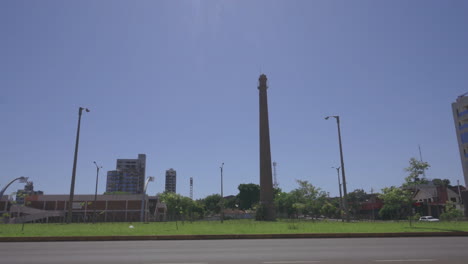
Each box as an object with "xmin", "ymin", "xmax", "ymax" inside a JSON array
[
  {"xmin": 0, "ymin": 177, "xmax": 29, "ymax": 199},
  {"xmin": 332, "ymin": 166, "xmax": 343, "ymax": 222},
  {"xmin": 141, "ymin": 176, "xmax": 154, "ymax": 223},
  {"xmin": 220, "ymin": 162, "xmax": 224, "ymax": 223},
  {"xmin": 92, "ymin": 161, "xmax": 102, "ymax": 224},
  {"xmin": 325, "ymin": 115, "xmax": 350, "ymax": 222},
  {"xmin": 67, "ymin": 107, "xmax": 90, "ymax": 224}
]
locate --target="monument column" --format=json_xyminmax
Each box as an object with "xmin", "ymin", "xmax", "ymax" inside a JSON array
[{"xmin": 258, "ymin": 74, "xmax": 275, "ymax": 221}]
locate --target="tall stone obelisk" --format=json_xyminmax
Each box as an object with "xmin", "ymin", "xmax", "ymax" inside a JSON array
[{"xmin": 258, "ymin": 74, "xmax": 276, "ymax": 221}]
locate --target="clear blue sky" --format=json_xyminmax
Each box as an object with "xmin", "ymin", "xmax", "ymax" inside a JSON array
[{"xmin": 1, "ymin": 1, "xmax": 468, "ymax": 199}]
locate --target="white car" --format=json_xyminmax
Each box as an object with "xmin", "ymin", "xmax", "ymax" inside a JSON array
[{"xmin": 419, "ymin": 216, "xmax": 440, "ymax": 222}]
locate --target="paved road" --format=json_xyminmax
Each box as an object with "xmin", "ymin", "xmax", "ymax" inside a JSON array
[{"xmin": 1, "ymin": 237, "xmax": 467, "ymax": 264}]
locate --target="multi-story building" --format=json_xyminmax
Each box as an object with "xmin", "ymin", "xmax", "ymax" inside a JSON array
[
  {"xmin": 165, "ymin": 168, "xmax": 176, "ymax": 193},
  {"xmin": 452, "ymin": 95, "xmax": 468, "ymax": 187},
  {"xmin": 15, "ymin": 181, "xmax": 43, "ymax": 204},
  {"xmin": 106, "ymin": 154, "xmax": 146, "ymax": 194}
]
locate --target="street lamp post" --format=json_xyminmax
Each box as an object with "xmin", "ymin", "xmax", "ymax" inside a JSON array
[
  {"xmin": 220, "ymin": 162, "xmax": 224, "ymax": 223},
  {"xmin": 0, "ymin": 177, "xmax": 29, "ymax": 199},
  {"xmin": 92, "ymin": 161, "xmax": 102, "ymax": 224},
  {"xmin": 140, "ymin": 176, "xmax": 154, "ymax": 223},
  {"xmin": 371, "ymin": 187, "xmax": 375, "ymax": 221},
  {"xmin": 332, "ymin": 166, "xmax": 343, "ymax": 222},
  {"xmin": 67, "ymin": 107, "xmax": 90, "ymax": 224},
  {"xmin": 325, "ymin": 115, "xmax": 350, "ymax": 222}
]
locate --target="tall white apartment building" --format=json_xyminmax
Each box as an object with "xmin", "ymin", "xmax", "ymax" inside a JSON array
[{"xmin": 452, "ymin": 95, "xmax": 468, "ymax": 186}]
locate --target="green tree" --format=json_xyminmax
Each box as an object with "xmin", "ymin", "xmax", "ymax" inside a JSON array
[
  {"xmin": 274, "ymin": 181, "xmax": 327, "ymax": 219},
  {"xmin": 158, "ymin": 192, "xmax": 182, "ymax": 220},
  {"xmin": 293, "ymin": 180, "xmax": 327, "ymax": 217},
  {"xmin": 440, "ymin": 201, "xmax": 463, "ymax": 221},
  {"xmin": 158, "ymin": 192, "xmax": 201, "ymax": 221},
  {"xmin": 1, "ymin": 212, "xmax": 11, "ymax": 224},
  {"xmin": 431, "ymin": 178, "xmax": 451, "ymax": 187},
  {"xmin": 320, "ymin": 201, "xmax": 339, "ymax": 218},
  {"xmin": 275, "ymin": 191, "xmax": 296, "ymax": 218},
  {"xmin": 189, "ymin": 200, "xmax": 205, "ymax": 220},
  {"xmin": 200, "ymin": 194, "xmax": 222, "ymax": 214},
  {"xmin": 347, "ymin": 189, "xmax": 368, "ymax": 219},
  {"xmin": 403, "ymin": 158, "xmax": 430, "ymax": 186},
  {"xmin": 273, "ymin": 187, "xmax": 282, "ymax": 199},
  {"xmin": 224, "ymin": 195, "xmax": 238, "ymax": 210},
  {"xmin": 237, "ymin": 183, "xmax": 260, "ymax": 210},
  {"xmin": 378, "ymin": 186, "xmax": 412, "ymax": 220},
  {"xmin": 292, "ymin": 202, "xmax": 306, "ymax": 217}
]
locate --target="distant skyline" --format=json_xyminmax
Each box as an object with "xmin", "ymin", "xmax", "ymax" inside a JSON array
[{"xmin": 1, "ymin": 1, "xmax": 468, "ymax": 199}]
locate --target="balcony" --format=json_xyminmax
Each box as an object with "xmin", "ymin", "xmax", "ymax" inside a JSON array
[
  {"xmin": 459, "ymin": 110, "xmax": 468, "ymax": 121},
  {"xmin": 460, "ymin": 124, "xmax": 468, "ymax": 130}
]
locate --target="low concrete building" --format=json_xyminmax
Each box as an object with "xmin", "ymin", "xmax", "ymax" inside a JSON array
[{"xmin": 5, "ymin": 194, "xmax": 167, "ymax": 223}]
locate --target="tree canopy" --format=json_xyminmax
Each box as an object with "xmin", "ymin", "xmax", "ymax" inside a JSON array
[
  {"xmin": 403, "ymin": 157, "xmax": 430, "ymax": 186},
  {"xmin": 237, "ymin": 183, "xmax": 260, "ymax": 210},
  {"xmin": 431, "ymin": 178, "xmax": 451, "ymax": 187},
  {"xmin": 378, "ymin": 186, "xmax": 412, "ymax": 220},
  {"xmin": 275, "ymin": 180, "xmax": 328, "ymax": 218},
  {"xmin": 158, "ymin": 192, "xmax": 204, "ymax": 221},
  {"xmin": 347, "ymin": 189, "xmax": 368, "ymax": 218},
  {"xmin": 200, "ymin": 194, "xmax": 222, "ymax": 214}
]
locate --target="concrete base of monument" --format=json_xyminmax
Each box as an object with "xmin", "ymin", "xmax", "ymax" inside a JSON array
[{"xmin": 255, "ymin": 201, "xmax": 276, "ymax": 221}]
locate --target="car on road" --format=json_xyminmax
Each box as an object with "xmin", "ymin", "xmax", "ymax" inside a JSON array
[{"xmin": 419, "ymin": 216, "xmax": 440, "ymax": 222}]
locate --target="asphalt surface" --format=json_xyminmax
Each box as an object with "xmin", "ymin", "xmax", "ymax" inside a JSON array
[{"xmin": 1, "ymin": 237, "xmax": 467, "ymax": 264}]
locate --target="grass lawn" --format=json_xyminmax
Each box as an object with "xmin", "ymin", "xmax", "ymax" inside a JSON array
[{"xmin": 1, "ymin": 219, "xmax": 468, "ymax": 237}]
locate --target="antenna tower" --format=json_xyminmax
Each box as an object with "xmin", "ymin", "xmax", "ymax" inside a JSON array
[
  {"xmin": 190, "ymin": 177, "xmax": 193, "ymax": 199},
  {"xmin": 272, "ymin": 161, "xmax": 279, "ymax": 188},
  {"xmin": 418, "ymin": 144, "xmax": 426, "ymax": 178}
]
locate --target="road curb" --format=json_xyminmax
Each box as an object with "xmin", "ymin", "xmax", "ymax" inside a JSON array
[{"xmin": 1, "ymin": 232, "xmax": 468, "ymax": 242}]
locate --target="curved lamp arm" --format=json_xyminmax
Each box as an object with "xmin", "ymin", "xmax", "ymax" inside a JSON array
[
  {"xmin": 144, "ymin": 177, "xmax": 155, "ymax": 193},
  {"xmin": 0, "ymin": 177, "xmax": 29, "ymax": 199}
]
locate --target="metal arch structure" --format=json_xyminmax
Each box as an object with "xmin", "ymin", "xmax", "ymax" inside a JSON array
[
  {"xmin": 0, "ymin": 177, "xmax": 29, "ymax": 200},
  {"xmin": 140, "ymin": 176, "xmax": 154, "ymax": 222}
]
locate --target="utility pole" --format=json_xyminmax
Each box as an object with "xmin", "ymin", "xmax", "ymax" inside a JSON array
[
  {"xmin": 220, "ymin": 163, "xmax": 224, "ymax": 223},
  {"xmin": 67, "ymin": 107, "xmax": 89, "ymax": 224},
  {"xmin": 325, "ymin": 115, "xmax": 350, "ymax": 222},
  {"xmin": 371, "ymin": 187, "xmax": 375, "ymax": 221},
  {"xmin": 458, "ymin": 180, "xmax": 463, "ymax": 205},
  {"xmin": 92, "ymin": 161, "xmax": 102, "ymax": 224},
  {"xmin": 332, "ymin": 166, "xmax": 343, "ymax": 221}
]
